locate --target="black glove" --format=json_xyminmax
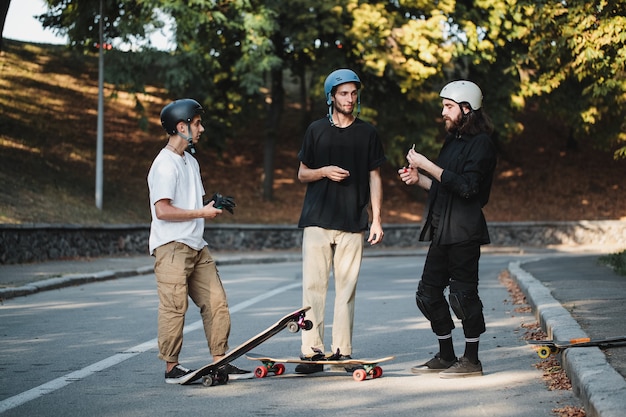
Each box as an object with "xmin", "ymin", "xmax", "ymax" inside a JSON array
[{"xmin": 204, "ymin": 192, "xmax": 236, "ymax": 214}]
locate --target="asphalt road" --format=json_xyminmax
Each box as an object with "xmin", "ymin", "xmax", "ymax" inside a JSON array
[{"xmin": 0, "ymin": 254, "xmax": 582, "ymax": 416}]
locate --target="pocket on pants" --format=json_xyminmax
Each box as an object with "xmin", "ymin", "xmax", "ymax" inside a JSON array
[
  {"xmin": 157, "ymin": 279, "xmax": 188, "ymax": 312},
  {"xmin": 154, "ymin": 243, "xmax": 190, "ymax": 312}
]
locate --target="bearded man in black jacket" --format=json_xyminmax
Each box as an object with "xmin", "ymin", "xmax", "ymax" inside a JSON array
[{"xmin": 398, "ymin": 80, "xmax": 496, "ymax": 378}]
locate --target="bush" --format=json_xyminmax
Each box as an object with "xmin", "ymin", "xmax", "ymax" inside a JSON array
[{"xmin": 598, "ymin": 250, "xmax": 626, "ymax": 276}]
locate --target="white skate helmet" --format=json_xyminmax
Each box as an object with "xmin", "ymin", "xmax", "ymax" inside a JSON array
[{"xmin": 439, "ymin": 80, "xmax": 483, "ymax": 110}]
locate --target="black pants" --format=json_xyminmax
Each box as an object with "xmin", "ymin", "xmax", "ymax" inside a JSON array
[{"xmin": 418, "ymin": 240, "xmax": 486, "ymax": 338}]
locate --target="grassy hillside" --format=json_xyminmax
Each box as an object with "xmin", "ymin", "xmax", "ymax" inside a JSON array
[{"xmin": 1, "ymin": 39, "xmax": 625, "ymax": 225}]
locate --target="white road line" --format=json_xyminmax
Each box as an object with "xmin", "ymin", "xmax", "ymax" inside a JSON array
[{"xmin": 0, "ymin": 282, "xmax": 301, "ymax": 414}]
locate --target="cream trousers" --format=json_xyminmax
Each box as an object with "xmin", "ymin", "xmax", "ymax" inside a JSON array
[{"xmin": 301, "ymin": 227, "xmax": 363, "ymax": 357}]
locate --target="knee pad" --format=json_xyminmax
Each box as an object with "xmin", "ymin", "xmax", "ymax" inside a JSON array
[
  {"xmin": 449, "ymin": 292, "xmax": 467, "ymax": 320},
  {"xmin": 415, "ymin": 294, "xmax": 432, "ymax": 320},
  {"xmin": 416, "ymin": 281, "xmax": 447, "ymax": 321},
  {"xmin": 448, "ymin": 288, "xmax": 483, "ymax": 321}
]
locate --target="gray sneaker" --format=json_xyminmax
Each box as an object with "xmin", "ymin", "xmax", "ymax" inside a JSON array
[
  {"xmin": 411, "ymin": 353, "xmax": 457, "ymax": 374},
  {"xmin": 439, "ymin": 356, "xmax": 483, "ymax": 378}
]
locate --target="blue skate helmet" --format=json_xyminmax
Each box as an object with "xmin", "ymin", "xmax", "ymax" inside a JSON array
[{"xmin": 323, "ymin": 69, "xmax": 361, "ymax": 126}]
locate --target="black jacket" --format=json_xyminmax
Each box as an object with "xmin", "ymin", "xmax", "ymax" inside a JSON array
[{"xmin": 419, "ymin": 131, "xmax": 496, "ymax": 245}]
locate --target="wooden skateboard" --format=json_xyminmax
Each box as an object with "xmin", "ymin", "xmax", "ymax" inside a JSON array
[
  {"xmin": 528, "ymin": 335, "xmax": 626, "ymax": 358},
  {"xmin": 183, "ymin": 306, "xmax": 312, "ymax": 386},
  {"xmin": 246, "ymin": 352, "xmax": 395, "ymax": 382}
]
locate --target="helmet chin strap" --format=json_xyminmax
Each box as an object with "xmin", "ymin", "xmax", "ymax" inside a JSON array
[{"xmin": 176, "ymin": 122, "xmax": 196, "ymax": 154}]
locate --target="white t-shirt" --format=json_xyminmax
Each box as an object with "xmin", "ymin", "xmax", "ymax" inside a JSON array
[{"xmin": 147, "ymin": 148, "xmax": 207, "ymax": 255}]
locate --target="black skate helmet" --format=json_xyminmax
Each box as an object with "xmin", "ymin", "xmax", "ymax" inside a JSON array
[{"xmin": 160, "ymin": 99, "xmax": 204, "ymax": 135}]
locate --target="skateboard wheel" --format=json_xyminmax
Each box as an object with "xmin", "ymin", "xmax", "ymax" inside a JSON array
[
  {"xmin": 537, "ymin": 346, "xmax": 551, "ymax": 359},
  {"xmin": 287, "ymin": 321, "xmax": 300, "ymax": 333},
  {"xmin": 302, "ymin": 320, "xmax": 313, "ymax": 331},
  {"xmin": 274, "ymin": 363, "xmax": 286, "ymax": 376},
  {"xmin": 550, "ymin": 346, "xmax": 560, "ymax": 354},
  {"xmin": 255, "ymin": 366, "xmax": 269, "ymax": 378},
  {"xmin": 202, "ymin": 375, "xmax": 214, "ymax": 387},
  {"xmin": 353, "ymin": 369, "xmax": 367, "ymax": 382},
  {"xmin": 372, "ymin": 366, "xmax": 383, "ymax": 379}
]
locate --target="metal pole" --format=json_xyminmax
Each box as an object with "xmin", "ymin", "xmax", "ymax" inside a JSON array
[{"xmin": 95, "ymin": 0, "xmax": 104, "ymax": 210}]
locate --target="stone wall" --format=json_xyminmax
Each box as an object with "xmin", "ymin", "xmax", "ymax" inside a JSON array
[{"xmin": 1, "ymin": 221, "xmax": 625, "ymax": 264}]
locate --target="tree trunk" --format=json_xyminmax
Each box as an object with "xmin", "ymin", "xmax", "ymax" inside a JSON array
[
  {"xmin": 0, "ymin": 0, "xmax": 12, "ymax": 53},
  {"xmin": 262, "ymin": 67, "xmax": 284, "ymax": 201},
  {"xmin": 296, "ymin": 65, "xmax": 310, "ymax": 132}
]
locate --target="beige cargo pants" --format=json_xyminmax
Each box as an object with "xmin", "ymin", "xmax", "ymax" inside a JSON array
[{"xmin": 153, "ymin": 242, "xmax": 230, "ymax": 363}]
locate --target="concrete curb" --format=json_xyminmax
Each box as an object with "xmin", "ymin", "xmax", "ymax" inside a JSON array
[
  {"xmin": 0, "ymin": 269, "xmax": 137, "ymax": 300},
  {"xmin": 508, "ymin": 261, "xmax": 626, "ymax": 417}
]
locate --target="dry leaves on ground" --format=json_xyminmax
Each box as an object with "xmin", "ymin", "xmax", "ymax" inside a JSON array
[
  {"xmin": 552, "ymin": 406, "xmax": 588, "ymax": 417},
  {"xmin": 498, "ymin": 269, "xmax": 531, "ymax": 313},
  {"xmin": 534, "ymin": 355, "xmax": 572, "ymax": 391},
  {"xmin": 498, "ymin": 270, "xmax": 586, "ymax": 417}
]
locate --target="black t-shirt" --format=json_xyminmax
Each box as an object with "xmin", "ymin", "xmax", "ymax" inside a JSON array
[{"xmin": 297, "ymin": 118, "xmax": 386, "ymax": 232}]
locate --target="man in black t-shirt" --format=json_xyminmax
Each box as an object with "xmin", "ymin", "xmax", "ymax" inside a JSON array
[{"xmin": 295, "ymin": 68, "xmax": 386, "ymax": 373}]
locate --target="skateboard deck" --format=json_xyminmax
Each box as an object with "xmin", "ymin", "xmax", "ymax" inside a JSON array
[
  {"xmin": 246, "ymin": 352, "xmax": 395, "ymax": 382},
  {"xmin": 528, "ymin": 335, "xmax": 626, "ymax": 358},
  {"xmin": 183, "ymin": 306, "xmax": 312, "ymax": 386}
]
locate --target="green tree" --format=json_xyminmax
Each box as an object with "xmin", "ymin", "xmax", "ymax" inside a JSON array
[
  {"xmin": 516, "ymin": 0, "xmax": 626, "ymax": 158},
  {"xmin": 340, "ymin": 0, "xmax": 457, "ymax": 162},
  {"xmin": 36, "ymin": 0, "xmax": 626, "ymax": 204},
  {"xmin": 38, "ymin": 0, "xmax": 158, "ymax": 51},
  {"xmin": 158, "ymin": 1, "xmax": 360, "ymax": 200}
]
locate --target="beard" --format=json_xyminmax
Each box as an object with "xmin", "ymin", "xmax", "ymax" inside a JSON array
[
  {"xmin": 333, "ymin": 101, "xmax": 354, "ymax": 116},
  {"xmin": 444, "ymin": 114, "xmax": 462, "ymax": 133}
]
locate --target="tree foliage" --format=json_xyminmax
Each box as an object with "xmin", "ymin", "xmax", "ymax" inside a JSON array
[
  {"xmin": 516, "ymin": 0, "xmax": 626, "ymax": 157},
  {"xmin": 38, "ymin": 0, "xmax": 158, "ymax": 50},
  {"xmin": 36, "ymin": 0, "xmax": 626, "ymax": 199}
]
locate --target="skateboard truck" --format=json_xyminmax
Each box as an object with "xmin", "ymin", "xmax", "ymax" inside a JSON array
[
  {"xmin": 201, "ymin": 368, "xmax": 230, "ymax": 387},
  {"xmin": 288, "ymin": 315, "xmax": 313, "ymax": 333}
]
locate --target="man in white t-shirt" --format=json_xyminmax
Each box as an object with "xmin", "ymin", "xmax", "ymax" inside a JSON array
[{"xmin": 147, "ymin": 98, "xmax": 251, "ymax": 384}]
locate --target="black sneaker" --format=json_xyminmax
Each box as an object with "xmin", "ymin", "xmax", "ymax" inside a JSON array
[
  {"xmin": 165, "ymin": 364, "xmax": 196, "ymax": 384},
  {"xmin": 410, "ymin": 353, "xmax": 457, "ymax": 374},
  {"xmin": 439, "ymin": 356, "xmax": 483, "ymax": 378},
  {"xmin": 295, "ymin": 348, "xmax": 329, "ymax": 374},
  {"xmin": 220, "ymin": 363, "xmax": 254, "ymax": 380},
  {"xmin": 295, "ymin": 362, "xmax": 324, "ymax": 374},
  {"xmin": 328, "ymin": 355, "xmax": 358, "ymax": 373}
]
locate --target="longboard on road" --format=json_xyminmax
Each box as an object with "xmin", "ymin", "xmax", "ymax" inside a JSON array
[
  {"xmin": 246, "ymin": 352, "xmax": 395, "ymax": 382},
  {"xmin": 528, "ymin": 335, "xmax": 626, "ymax": 358},
  {"xmin": 184, "ymin": 306, "xmax": 312, "ymax": 386}
]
